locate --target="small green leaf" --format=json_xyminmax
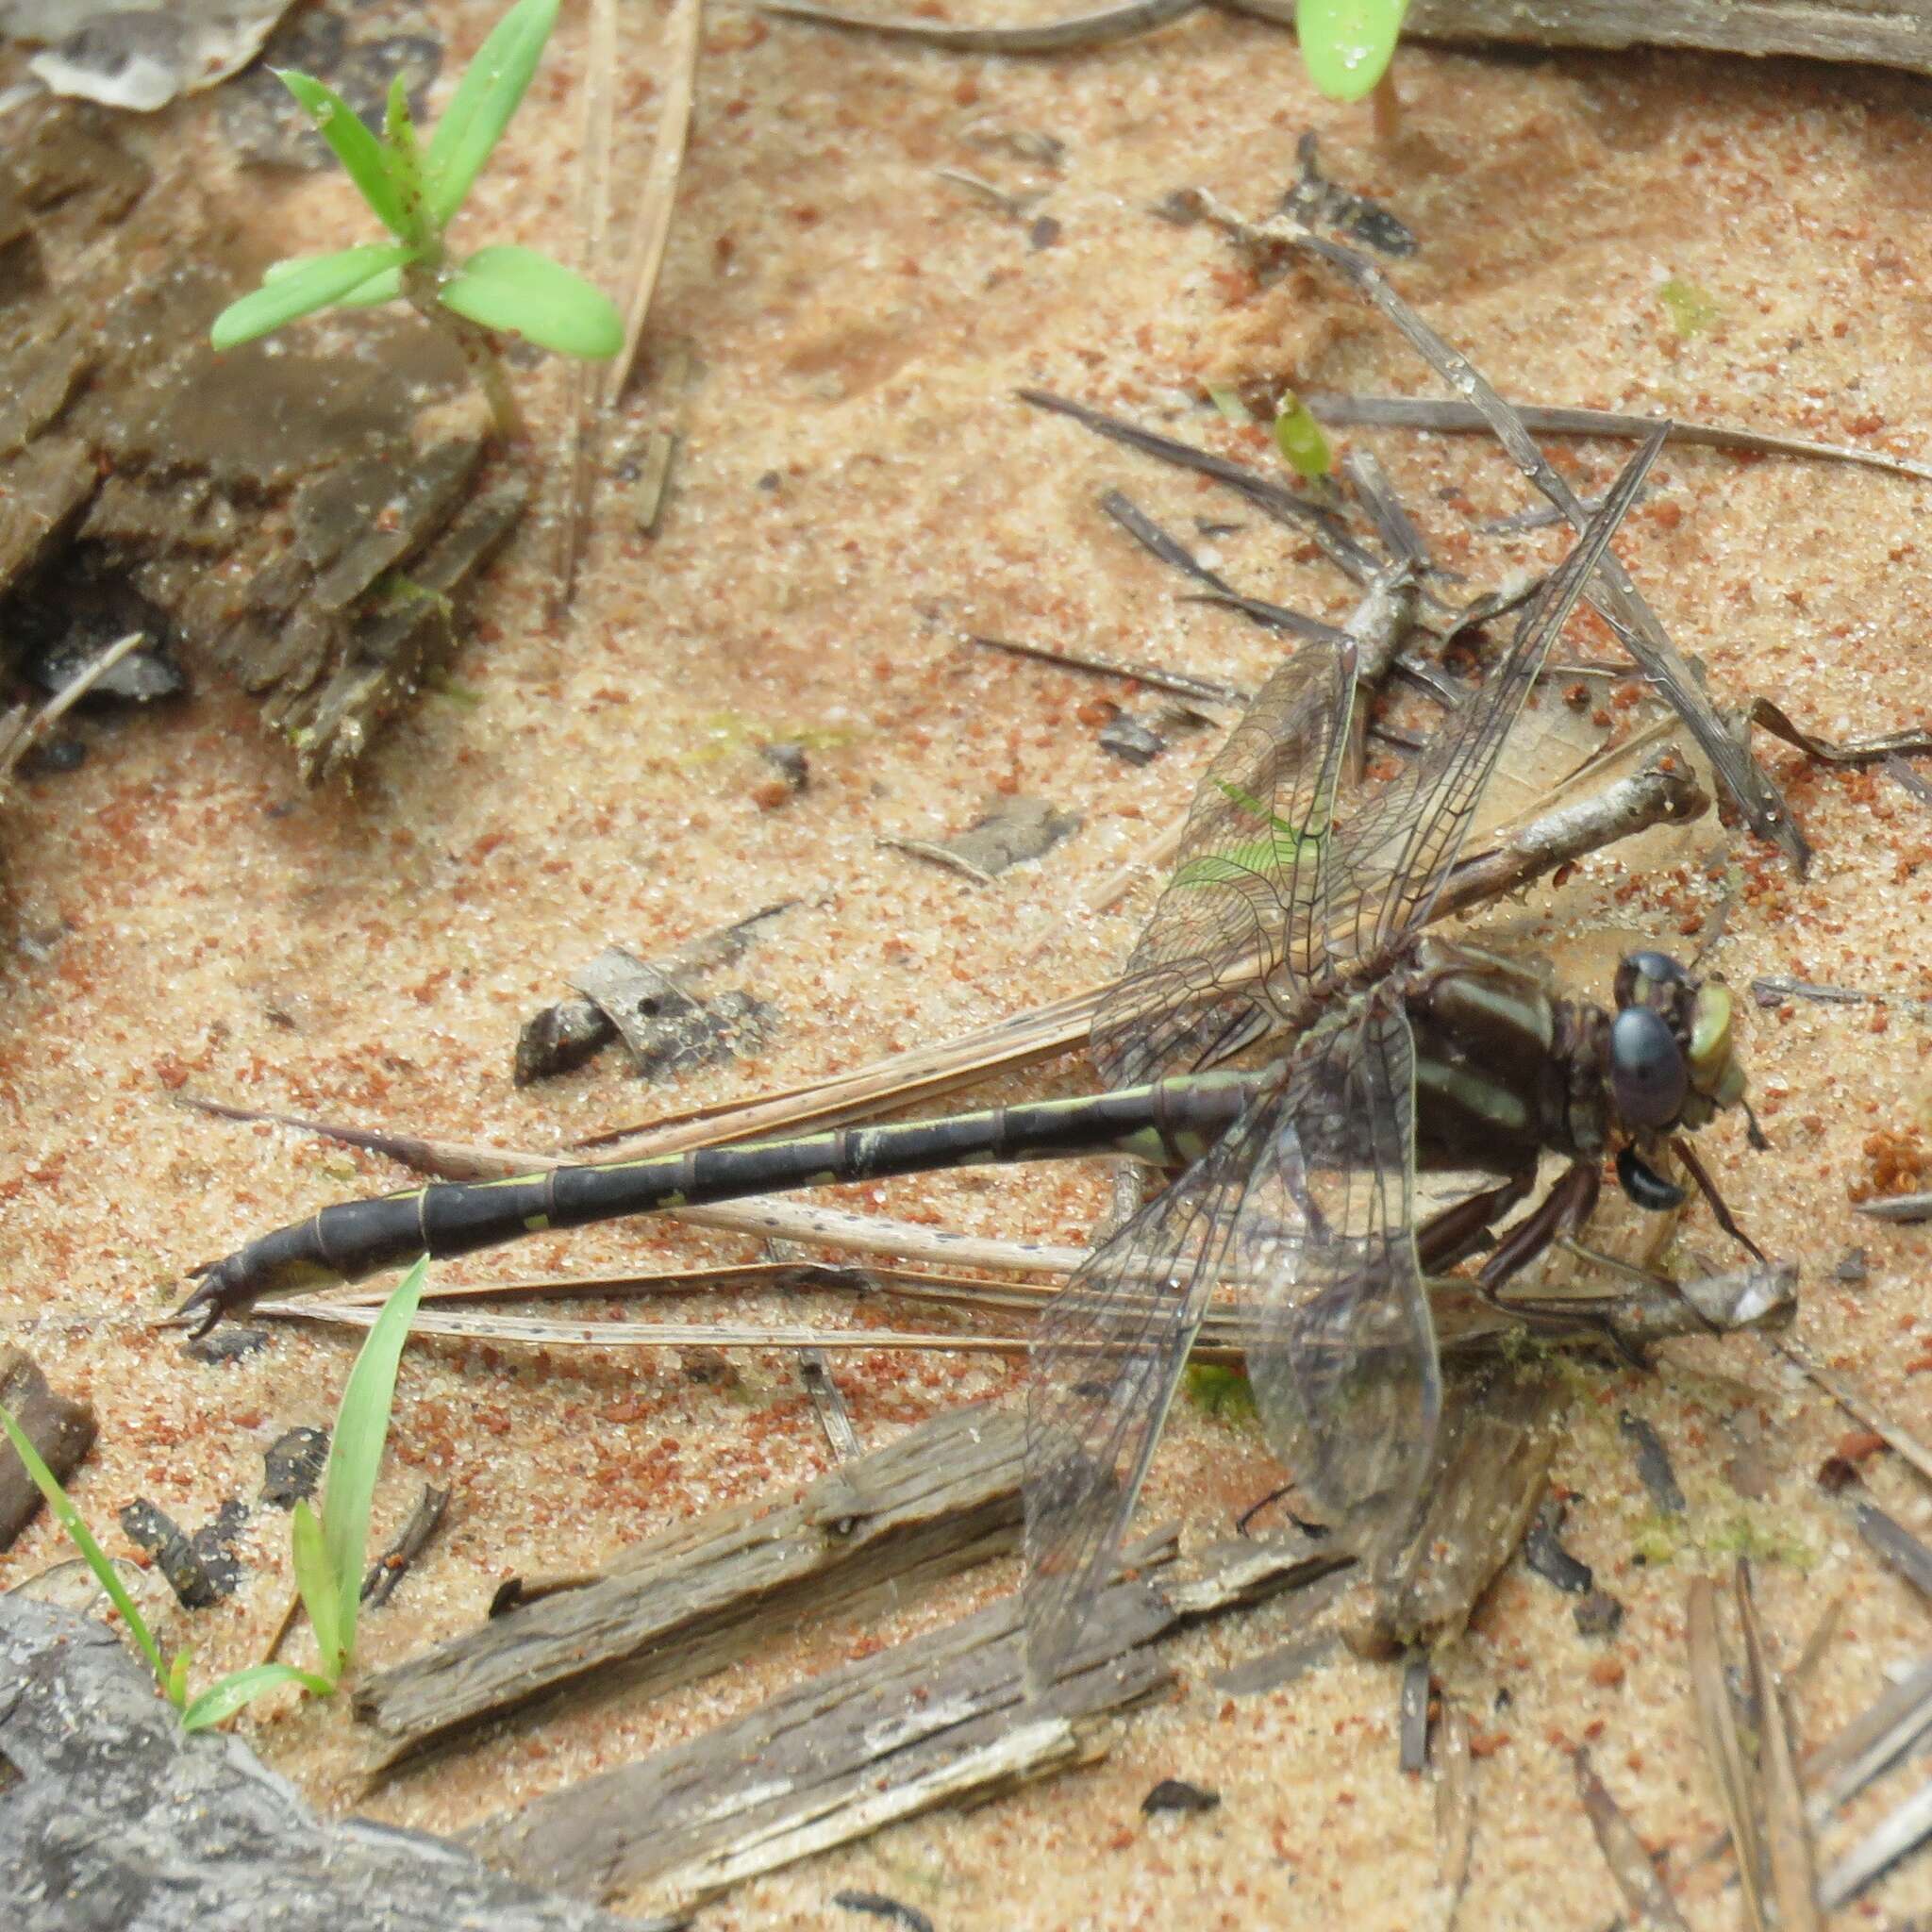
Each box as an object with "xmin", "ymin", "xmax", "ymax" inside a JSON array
[
  {"xmin": 180, "ymin": 1662, "xmax": 336, "ymax": 1733},
  {"xmin": 425, "ymin": 0, "xmax": 560, "ymax": 226},
  {"xmin": 335, "ymin": 265, "xmax": 406, "ymax": 308},
  {"xmin": 1273, "ymin": 391, "xmax": 1333, "ymax": 480},
  {"xmin": 209, "ymin": 243, "xmax": 416, "ymax": 350},
  {"xmin": 1296, "ymin": 0, "xmax": 1408, "ymax": 101},
  {"xmin": 166, "ymin": 1648, "xmax": 192, "ymax": 1709},
  {"xmin": 439, "ymin": 245, "xmax": 623, "ymax": 360},
  {"xmin": 0, "ymin": 1402, "xmax": 170, "ymax": 1694},
  {"xmin": 1204, "ymin": 381, "xmax": 1255, "ymax": 425},
  {"xmin": 275, "ymin": 70, "xmax": 407, "ymax": 239},
  {"xmin": 1183, "ymin": 1362, "xmax": 1257, "ymax": 1424},
  {"xmin": 1657, "ymin": 275, "xmax": 1720, "ymax": 338},
  {"xmin": 382, "ymin": 72, "xmax": 433, "ymax": 251},
  {"xmin": 291, "ymin": 1499, "xmax": 342, "ymax": 1680},
  {"xmin": 319, "ymin": 1256, "xmax": 429, "ymax": 1672}
]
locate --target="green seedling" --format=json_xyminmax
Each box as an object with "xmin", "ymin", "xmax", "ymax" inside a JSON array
[
  {"xmin": 0, "ymin": 1254, "xmax": 428, "ymax": 1726},
  {"xmin": 1183, "ymin": 1362, "xmax": 1258, "ymax": 1425},
  {"xmin": 1273, "ymin": 391, "xmax": 1334, "ymax": 481},
  {"xmin": 210, "ymin": 0, "xmax": 622, "ymax": 441},
  {"xmin": 1296, "ymin": 0, "xmax": 1408, "ymax": 105},
  {"xmin": 1658, "ymin": 275, "xmax": 1721, "ymax": 339}
]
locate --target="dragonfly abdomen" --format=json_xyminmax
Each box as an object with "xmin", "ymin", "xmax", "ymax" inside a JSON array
[{"xmin": 179, "ymin": 1072, "xmax": 1262, "ymax": 1325}]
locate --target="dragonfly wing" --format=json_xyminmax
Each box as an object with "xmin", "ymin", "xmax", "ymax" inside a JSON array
[
  {"xmin": 1241, "ymin": 991, "xmax": 1439, "ymax": 1568},
  {"xmin": 1093, "ymin": 639, "xmax": 1356, "ymax": 1087},
  {"xmin": 1316, "ymin": 426, "xmax": 1667, "ymax": 970},
  {"xmin": 1023, "ymin": 1092, "xmax": 1287, "ymax": 1692}
]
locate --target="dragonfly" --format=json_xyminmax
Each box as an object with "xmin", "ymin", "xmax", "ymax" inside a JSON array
[{"xmin": 176, "ymin": 426, "xmax": 1759, "ymax": 1681}]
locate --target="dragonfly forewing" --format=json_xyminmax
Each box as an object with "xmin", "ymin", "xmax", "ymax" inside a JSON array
[
  {"xmin": 1240, "ymin": 991, "xmax": 1439, "ymax": 1569},
  {"xmin": 1312, "ymin": 425, "xmax": 1667, "ymax": 972},
  {"xmin": 1091, "ymin": 639, "xmax": 1356, "ymax": 1087}
]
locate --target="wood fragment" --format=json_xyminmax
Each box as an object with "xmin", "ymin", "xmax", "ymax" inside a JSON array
[
  {"xmin": 1356, "ymin": 1358, "xmax": 1563, "ymax": 1657},
  {"xmin": 1399, "ymin": 1649, "xmax": 1433, "ymax": 1773},
  {"xmin": 1574, "ymin": 1747, "xmax": 1693, "ymax": 1931},
  {"xmin": 0, "ymin": 1596, "xmax": 651, "ymax": 1932},
  {"xmin": 0, "ymin": 1346, "xmax": 95, "ymax": 1550},
  {"xmin": 361, "ymin": 1482, "xmax": 451, "ymax": 1610},
  {"xmin": 466, "ymin": 1527, "xmax": 1342, "ymax": 1910},
  {"xmin": 354, "ymin": 1407, "xmax": 1036, "ymax": 1773}
]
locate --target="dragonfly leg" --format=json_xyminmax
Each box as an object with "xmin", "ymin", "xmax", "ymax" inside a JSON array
[
  {"xmin": 1474, "ymin": 1160, "xmax": 1603, "ymax": 1294},
  {"xmin": 1413, "ymin": 1170, "xmax": 1537, "ymax": 1274},
  {"xmin": 1671, "ymin": 1135, "xmax": 1768, "ymax": 1263}
]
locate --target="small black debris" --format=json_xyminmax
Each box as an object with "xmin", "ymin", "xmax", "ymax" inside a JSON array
[
  {"xmin": 514, "ymin": 997, "xmax": 615, "ymax": 1086},
  {"xmin": 1523, "ymin": 1497, "xmax": 1593, "ymax": 1595},
  {"xmin": 183, "ymin": 1324, "xmax": 270, "ymax": 1365},
  {"xmin": 760, "ymin": 741, "xmax": 809, "ymax": 791},
  {"xmin": 1099, "ymin": 713, "xmax": 1165, "ymax": 765},
  {"xmin": 1573, "ymin": 1591, "xmax": 1624, "ymax": 1639},
  {"xmin": 832, "ymin": 1890, "xmax": 935, "ymax": 1932},
  {"xmin": 1833, "ymin": 1248, "xmax": 1870, "ymax": 1285},
  {"xmin": 18, "ymin": 736, "xmax": 86, "ymax": 775},
  {"xmin": 1028, "ymin": 214, "xmax": 1062, "ymax": 250},
  {"xmin": 1618, "ymin": 1410, "xmax": 1686, "ymax": 1515},
  {"xmin": 260, "ymin": 1426, "xmax": 329, "ymax": 1509},
  {"xmin": 118, "ymin": 1498, "xmax": 246, "ymax": 1608},
  {"xmin": 1141, "ymin": 1777, "xmax": 1220, "ymax": 1816},
  {"xmin": 1282, "ymin": 132, "xmax": 1417, "ymax": 258}
]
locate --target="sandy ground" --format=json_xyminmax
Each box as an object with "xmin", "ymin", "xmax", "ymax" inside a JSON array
[{"xmin": 4, "ymin": 5, "xmax": 1932, "ymax": 1927}]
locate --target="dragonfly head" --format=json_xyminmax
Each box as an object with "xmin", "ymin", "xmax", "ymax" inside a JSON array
[{"xmin": 1607, "ymin": 949, "xmax": 1761, "ymax": 1210}]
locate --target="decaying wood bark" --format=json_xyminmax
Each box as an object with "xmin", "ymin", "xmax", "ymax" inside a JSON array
[
  {"xmin": 355, "ymin": 1405, "xmax": 1032, "ymax": 1772},
  {"xmin": 0, "ymin": 1347, "xmax": 95, "ymax": 1551},
  {"xmin": 0, "ymin": 101, "xmax": 526, "ymax": 783},
  {"xmin": 1395, "ymin": 0, "xmax": 1932, "ymax": 76},
  {"xmin": 467, "ymin": 1525, "xmax": 1345, "ymax": 1912},
  {"xmin": 1353, "ymin": 1357, "xmax": 1566, "ymax": 1657},
  {"xmin": 0, "ymin": 1595, "xmax": 663, "ymax": 1932}
]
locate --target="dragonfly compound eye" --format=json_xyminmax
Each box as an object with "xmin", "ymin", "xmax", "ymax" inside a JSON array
[
  {"xmin": 1613, "ymin": 948, "xmax": 1689, "ymax": 1009},
  {"xmin": 1608, "ymin": 1004, "xmax": 1689, "ymax": 1129}
]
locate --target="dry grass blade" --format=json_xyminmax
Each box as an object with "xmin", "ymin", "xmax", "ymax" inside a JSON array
[
  {"xmin": 554, "ymin": 0, "xmax": 700, "ymax": 609},
  {"xmin": 758, "ymin": 0, "xmax": 1199, "ymax": 53},
  {"xmin": 1306, "ymin": 394, "xmax": 1932, "ymax": 487},
  {"xmin": 0, "ymin": 629, "xmax": 147, "ymax": 780},
  {"xmin": 1735, "ymin": 1563, "xmax": 1820, "ymax": 1932},
  {"xmin": 608, "ymin": 0, "xmax": 700, "ymax": 406},
  {"xmin": 1766, "ymin": 1332, "xmax": 1932, "ymax": 1487},
  {"xmin": 551, "ymin": 0, "xmax": 620, "ymax": 611},
  {"xmin": 1852, "ymin": 1500, "xmax": 1932, "ymax": 1600},
  {"xmin": 1265, "ymin": 221, "xmax": 1806, "ymax": 871},
  {"xmin": 1434, "ymin": 1698, "xmax": 1474, "ymax": 1917},
  {"xmin": 1818, "ymin": 1773, "xmax": 1932, "ymax": 1911},
  {"xmin": 253, "ymin": 1302, "xmax": 1051, "ymax": 1355},
  {"xmin": 1687, "ymin": 1574, "xmax": 1769, "ymax": 1932},
  {"xmin": 1573, "ymin": 1747, "xmax": 1692, "ymax": 1931}
]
